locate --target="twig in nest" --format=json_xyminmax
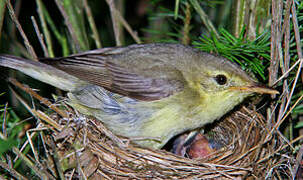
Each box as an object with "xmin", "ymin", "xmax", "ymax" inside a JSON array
[{"xmin": 8, "ymin": 78, "xmax": 68, "ymax": 119}]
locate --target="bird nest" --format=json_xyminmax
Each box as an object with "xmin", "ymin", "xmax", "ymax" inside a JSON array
[{"xmin": 9, "ymin": 79, "xmax": 294, "ymax": 179}]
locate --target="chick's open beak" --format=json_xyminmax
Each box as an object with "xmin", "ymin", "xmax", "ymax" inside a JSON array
[{"xmin": 229, "ymin": 83, "xmax": 279, "ymax": 95}]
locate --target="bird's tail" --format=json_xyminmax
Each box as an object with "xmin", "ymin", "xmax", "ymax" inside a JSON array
[{"xmin": 0, "ymin": 55, "xmax": 89, "ymax": 91}]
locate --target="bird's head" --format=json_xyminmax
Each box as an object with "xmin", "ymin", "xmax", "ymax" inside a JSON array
[{"xmin": 183, "ymin": 52, "xmax": 278, "ymax": 112}]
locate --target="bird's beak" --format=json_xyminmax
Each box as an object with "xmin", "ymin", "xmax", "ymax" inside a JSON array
[{"xmin": 229, "ymin": 83, "xmax": 279, "ymax": 94}]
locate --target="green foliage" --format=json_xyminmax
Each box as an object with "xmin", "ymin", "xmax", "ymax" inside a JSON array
[
  {"xmin": 193, "ymin": 28, "xmax": 271, "ymax": 81},
  {"xmin": 0, "ymin": 94, "xmax": 22, "ymax": 156},
  {"xmin": 61, "ymin": 0, "xmax": 90, "ymax": 51},
  {"xmin": 0, "ymin": 136, "xmax": 18, "ymax": 155}
]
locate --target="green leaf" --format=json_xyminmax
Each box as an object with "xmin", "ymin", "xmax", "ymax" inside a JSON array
[
  {"xmin": 193, "ymin": 28, "xmax": 270, "ymax": 80},
  {"xmin": 0, "ymin": 137, "xmax": 18, "ymax": 155}
]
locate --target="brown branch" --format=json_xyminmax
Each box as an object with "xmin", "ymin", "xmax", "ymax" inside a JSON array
[
  {"xmin": 31, "ymin": 16, "xmax": 49, "ymax": 57},
  {"xmin": 105, "ymin": 0, "xmax": 122, "ymax": 46},
  {"xmin": 267, "ymin": 0, "xmax": 283, "ymax": 127},
  {"xmin": 115, "ymin": 10, "xmax": 142, "ymax": 44},
  {"xmin": 182, "ymin": 2, "xmax": 191, "ymax": 45},
  {"xmin": 290, "ymin": 3, "xmax": 303, "ymax": 175},
  {"xmin": 277, "ymin": 0, "xmax": 292, "ymax": 128},
  {"xmin": 291, "ymin": 0, "xmax": 303, "ymax": 83},
  {"xmin": 6, "ymin": 0, "xmax": 37, "ymax": 60},
  {"xmin": 105, "ymin": 0, "xmax": 141, "ymax": 45}
]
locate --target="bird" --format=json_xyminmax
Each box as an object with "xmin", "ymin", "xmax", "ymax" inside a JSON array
[{"xmin": 0, "ymin": 43, "xmax": 278, "ymax": 149}]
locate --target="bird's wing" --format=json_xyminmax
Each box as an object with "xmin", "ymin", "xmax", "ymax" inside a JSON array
[{"xmin": 39, "ymin": 44, "xmax": 185, "ymax": 101}]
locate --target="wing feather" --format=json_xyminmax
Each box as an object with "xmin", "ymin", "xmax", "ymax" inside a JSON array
[{"xmin": 39, "ymin": 45, "xmax": 185, "ymax": 101}]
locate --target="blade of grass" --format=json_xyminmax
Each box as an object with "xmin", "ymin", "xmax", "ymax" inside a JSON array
[
  {"xmin": 189, "ymin": 0, "xmax": 219, "ymax": 37},
  {"xmin": 36, "ymin": 0, "xmax": 54, "ymax": 57},
  {"xmin": 39, "ymin": 1, "xmax": 69, "ymax": 56},
  {"xmin": 0, "ymin": 0, "xmax": 6, "ymax": 40},
  {"xmin": 82, "ymin": 0, "xmax": 102, "ymax": 48}
]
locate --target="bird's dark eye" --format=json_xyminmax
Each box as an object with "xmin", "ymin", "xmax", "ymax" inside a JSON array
[{"xmin": 215, "ymin": 74, "xmax": 227, "ymax": 85}]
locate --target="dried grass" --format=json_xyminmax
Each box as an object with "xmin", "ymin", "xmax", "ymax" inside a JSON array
[{"xmin": 10, "ymin": 79, "xmax": 292, "ymax": 179}]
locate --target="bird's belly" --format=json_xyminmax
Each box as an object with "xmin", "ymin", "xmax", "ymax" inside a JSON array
[
  {"xmin": 67, "ymin": 85, "xmax": 248, "ymax": 149},
  {"xmin": 67, "ymin": 86, "xmax": 156, "ymax": 137}
]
